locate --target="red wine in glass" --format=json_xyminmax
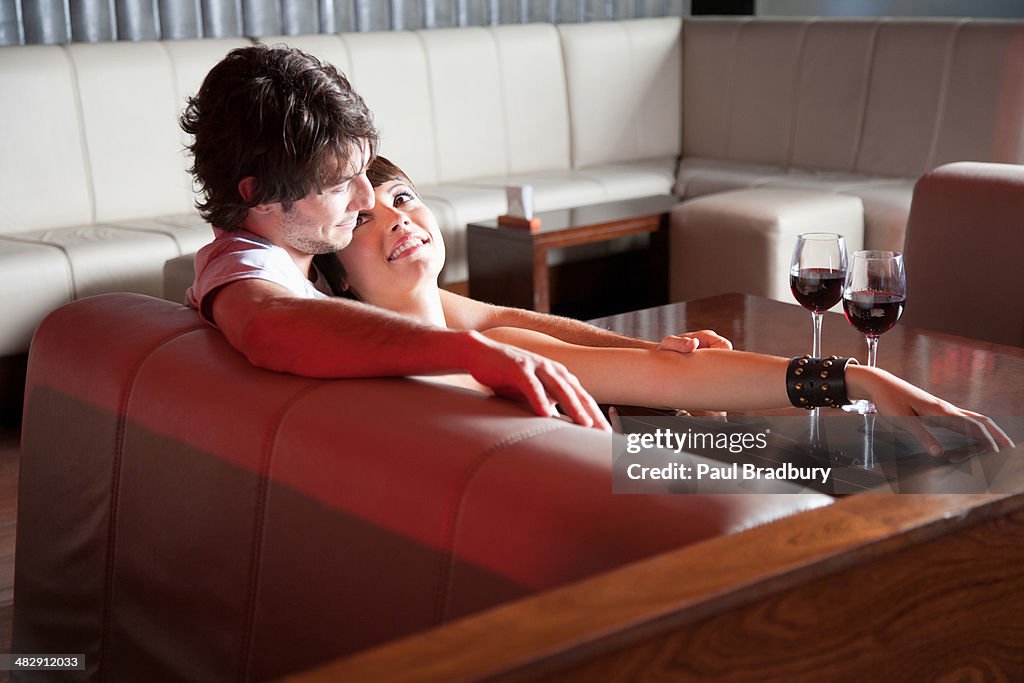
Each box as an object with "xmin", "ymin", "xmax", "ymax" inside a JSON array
[
  {"xmin": 790, "ymin": 234, "xmax": 848, "ymax": 364},
  {"xmin": 843, "ymin": 291, "xmax": 905, "ymax": 337},
  {"xmin": 790, "ymin": 268, "xmax": 845, "ymax": 313},
  {"xmin": 842, "ymin": 251, "xmax": 907, "ymax": 414}
]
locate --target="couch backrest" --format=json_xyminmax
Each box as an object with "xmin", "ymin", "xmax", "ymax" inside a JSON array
[
  {"xmin": 417, "ymin": 27, "xmax": 510, "ymax": 181},
  {"xmin": 560, "ymin": 17, "xmax": 683, "ymax": 169},
  {"xmin": 262, "ymin": 23, "xmax": 577, "ymax": 184},
  {"xmin": 0, "ymin": 45, "xmax": 93, "ymax": 233},
  {"xmin": 14, "ymin": 293, "xmax": 830, "ymax": 680},
  {"xmin": 0, "ymin": 38, "xmax": 246, "ymax": 234},
  {"xmin": 490, "ymin": 23, "xmax": 574, "ymax": 175},
  {"xmin": 932, "ymin": 21, "xmax": 1024, "ymax": 167},
  {"xmin": 7, "ymin": 17, "xmax": 1016, "ymax": 236},
  {"xmin": 66, "ymin": 41, "xmax": 208, "ymax": 223},
  {"xmin": 683, "ymin": 18, "xmax": 1024, "ymax": 177},
  {"xmin": 339, "ymin": 31, "xmax": 441, "ymax": 184}
]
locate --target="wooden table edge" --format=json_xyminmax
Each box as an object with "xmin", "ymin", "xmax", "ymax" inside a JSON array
[{"xmin": 280, "ymin": 492, "xmax": 1024, "ymax": 683}]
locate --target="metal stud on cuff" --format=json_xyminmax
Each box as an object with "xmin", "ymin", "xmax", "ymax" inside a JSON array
[{"xmin": 786, "ymin": 355, "xmax": 858, "ymax": 409}]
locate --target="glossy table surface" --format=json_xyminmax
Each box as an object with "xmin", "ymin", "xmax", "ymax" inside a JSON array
[{"xmin": 591, "ymin": 292, "xmax": 1024, "ymax": 417}]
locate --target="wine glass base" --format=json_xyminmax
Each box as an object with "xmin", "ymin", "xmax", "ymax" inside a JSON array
[{"xmin": 842, "ymin": 399, "xmax": 877, "ymax": 415}]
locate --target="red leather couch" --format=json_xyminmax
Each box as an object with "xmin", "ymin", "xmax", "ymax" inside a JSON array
[{"xmin": 12, "ymin": 293, "xmax": 830, "ymax": 681}]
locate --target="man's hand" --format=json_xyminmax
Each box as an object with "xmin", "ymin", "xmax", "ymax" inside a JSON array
[
  {"xmin": 657, "ymin": 329, "xmax": 734, "ymax": 354},
  {"xmin": 463, "ymin": 332, "xmax": 611, "ymax": 431}
]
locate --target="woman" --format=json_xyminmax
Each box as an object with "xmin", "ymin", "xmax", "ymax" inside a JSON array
[{"xmin": 325, "ymin": 157, "xmax": 1011, "ymax": 453}]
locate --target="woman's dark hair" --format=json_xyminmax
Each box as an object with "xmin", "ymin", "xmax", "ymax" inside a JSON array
[
  {"xmin": 313, "ymin": 155, "xmax": 415, "ymax": 298},
  {"xmin": 180, "ymin": 45, "xmax": 379, "ymax": 231},
  {"xmin": 365, "ymin": 155, "xmax": 416, "ymax": 192}
]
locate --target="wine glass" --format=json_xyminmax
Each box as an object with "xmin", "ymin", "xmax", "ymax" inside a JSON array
[
  {"xmin": 790, "ymin": 233, "xmax": 848, "ymax": 358},
  {"xmin": 842, "ymin": 250, "xmax": 906, "ymax": 414}
]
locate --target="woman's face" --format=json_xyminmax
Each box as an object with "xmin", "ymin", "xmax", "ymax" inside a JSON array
[{"xmin": 336, "ymin": 178, "xmax": 445, "ymax": 305}]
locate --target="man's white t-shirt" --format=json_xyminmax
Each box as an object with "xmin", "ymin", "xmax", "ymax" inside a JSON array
[{"xmin": 187, "ymin": 229, "xmax": 334, "ymax": 326}]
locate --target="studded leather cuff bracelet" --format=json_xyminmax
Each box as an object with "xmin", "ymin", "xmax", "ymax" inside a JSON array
[{"xmin": 786, "ymin": 355, "xmax": 859, "ymax": 409}]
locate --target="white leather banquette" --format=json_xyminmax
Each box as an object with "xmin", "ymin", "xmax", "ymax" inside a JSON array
[{"xmin": 2, "ymin": 17, "xmax": 1023, "ymax": 359}]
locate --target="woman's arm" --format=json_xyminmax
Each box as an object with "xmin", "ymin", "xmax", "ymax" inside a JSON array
[
  {"xmin": 479, "ymin": 326, "xmax": 1015, "ymax": 453},
  {"xmin": 439, "ymin": 289, "xmax": 731, "ymax": 352},
  {"xmin": 481, "ymin": 326, "xmax": 788, "ymax": 411}
]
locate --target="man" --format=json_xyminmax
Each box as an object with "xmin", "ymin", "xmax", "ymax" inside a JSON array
[{"xmin": 181, "ymin": 45, "xmax": 729, "ymax": 429}]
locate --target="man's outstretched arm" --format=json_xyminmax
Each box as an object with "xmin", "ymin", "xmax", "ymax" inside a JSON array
[
  {"xmin": 439, "ymin": 290, "xmax": 733, "ymax": 352},
  {"xmin": 209, "ymin": 279, "xmax": 610, "ymax": 430}
]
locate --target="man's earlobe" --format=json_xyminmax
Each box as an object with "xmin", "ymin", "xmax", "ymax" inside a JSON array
[{"xmin": 238, "ymin": 177, "xmax": 271, "ymax": 213}]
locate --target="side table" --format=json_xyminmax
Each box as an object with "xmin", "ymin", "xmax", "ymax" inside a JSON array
[{"xmin": 467, "ymin": 195, "xmax": 678, "ymax": 315}]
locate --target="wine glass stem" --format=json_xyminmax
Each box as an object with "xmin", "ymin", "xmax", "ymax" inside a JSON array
[
  {"xmin": 865, "ymin": 335, "xmax": 878, "ymax": 368},
  {"xmin": 811, "ymin": 311, "xmax": 823, "ymax": 357},
  {"xmin": 810, "ymin": 312, "xmax": 824, "ymax": 418}
]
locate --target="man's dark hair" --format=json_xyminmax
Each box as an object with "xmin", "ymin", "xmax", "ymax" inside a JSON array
[{"xmin": 180, "ymin": 45, "xmax": 379, "ymax": 231}]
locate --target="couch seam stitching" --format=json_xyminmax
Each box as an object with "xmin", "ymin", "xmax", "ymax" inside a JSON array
[
  {"xmin": 556, "ymin": 23, "xmax": 578, "ymax": 170},
  {"xmin": 625, "ymin": 22, "xmax": 640, "ymax": 162},
  {"xmin": 414, "ymin": 29, "xmax": 444, "ymax": 182},
  {"xmin": 104, "ymin": 222, "xmax": 187, "ymax": 253},
  {"xmin": 339, "ymin": 32, "xmax": 355, "ymax": 89},
  {"xmin": 433, "ymin": 422, "xmax": 579, "ymax": 623},
  {"xmin": 722, "ymin": 18, "xmax": 745, "ymax": 160},
  {"xmin": 61, "ymin": 43, "xmax": 99, "ymax": 227},
  {"xmin": 0, "ymin": 234, "xmax": 78, "ymax": 300},
  {"xmin": 238, "ymin": 380, "xmax": 323, "ymax": 683},
  {"xmin": 97, "ymin": 321, "xmax": 207, "ymax": 683},
  {"xmin": 489, "ymin": 26, "xmax": 512, "ymax": 176},
  {"xmin": 926, "ymin": 19, "xmax": 966, "ymax": 172},
  {"xmin": 852, "ymin": 20, "xmax": 885, "ymax": 173},
  {"xmin": 785, "ymin": 20, "xmax": 812, "ymax": 169},
  {"xmin": 551, "ymin": 24, "xmax": 573, "ymax": 172}
]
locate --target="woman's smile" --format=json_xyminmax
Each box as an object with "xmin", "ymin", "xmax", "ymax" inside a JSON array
[{"xmin": 388, "ymin": 232, "xmax": 431, "ymax": 261}]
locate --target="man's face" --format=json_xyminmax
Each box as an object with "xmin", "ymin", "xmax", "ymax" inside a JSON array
[{"xmin": 276, "ymin": 142, "xmax": 374, "ymax": 255}]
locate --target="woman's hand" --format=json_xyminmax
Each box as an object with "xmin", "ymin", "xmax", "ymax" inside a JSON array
[
  {"xmin": 657, "ymin": 329, "xmax": 734, "ymax": 353},
  {"xmin": 846, "ymin": 365, "xmax": 1014, "ymax": 454}
]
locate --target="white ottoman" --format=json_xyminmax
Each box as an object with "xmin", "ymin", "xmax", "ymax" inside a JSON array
[{"xmin": 670, "ymin": 188, "xmax": 864, "ymax": 303}]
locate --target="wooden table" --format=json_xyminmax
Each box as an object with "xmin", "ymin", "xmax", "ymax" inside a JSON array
[
  {"xmin": 467, "ymin": 194, "xmax": 677, "ymax": 315},
  {"xmin": 590, "ymin": 292, "xmax": 1024, "ymax": 417},
  {"xmin": 289, "ymin": 293, "xmax": 1024, "ymax": 683}
]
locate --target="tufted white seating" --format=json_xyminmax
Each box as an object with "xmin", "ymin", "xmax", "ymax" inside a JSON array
[
  {"xmin": 676, "ymin": 18, "xmax": 1024, "ymax": 253},
  {"xmin": 347, "ymin": 21, "xmax": 679, "ymax": 282},
  {"xmin": 0, "ymin": 38, "xmax": 246, "ymax": 356},
  {"xmin": 5, "ymin": 16, "xmax": 1024, "ymax": 370}
]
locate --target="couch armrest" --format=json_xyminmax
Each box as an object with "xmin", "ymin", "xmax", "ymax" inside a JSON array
[{"xmin": 902, "ymin": 162, "xmax": 1024, "ymax": 346}]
